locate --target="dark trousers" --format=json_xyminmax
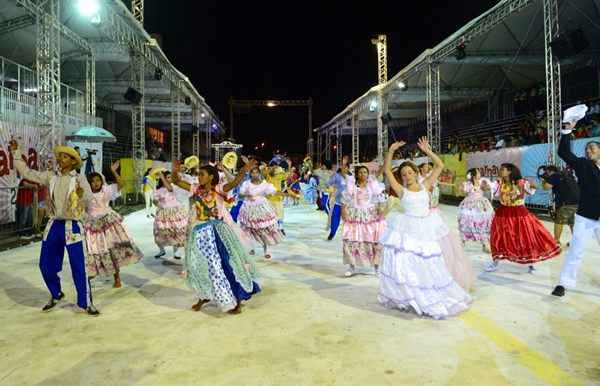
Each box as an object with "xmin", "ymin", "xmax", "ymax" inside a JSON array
[
  {"xmin": 16, "ymin": 204, "xmax": 33, "ymax": 236},
  {"xmin": 328, "ymin": 203, "xmax": 342, "ymax": 239}
]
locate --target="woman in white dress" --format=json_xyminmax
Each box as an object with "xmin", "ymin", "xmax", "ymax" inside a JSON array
[{"xmin": 378, "ymin": 138, "xmax": 471, "ymax": 319}]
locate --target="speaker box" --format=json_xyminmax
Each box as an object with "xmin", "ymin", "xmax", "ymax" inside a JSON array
[
  {"xmin": 550, "ymin": 29, "xmax": 589, "ymax": 60},
  {"xmin": 124, "ymin": 87, "xmax": 142, "ymax": 104}
]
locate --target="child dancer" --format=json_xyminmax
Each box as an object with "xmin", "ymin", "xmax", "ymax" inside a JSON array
[
  {"xmin": 379, "ymin": 138, "xmax": 471, "ymax": 319},
  {"xmin": 486, "ymin": 163, "xmax": 561, "ymax": 272},
  {"xmin": 84, "ymin": 161, "xmax": 143, "ymax": 287},
  {"xmin": 265, "ymin": 164, "xmax": 288, "ymax": 235},
  {"xmin": 341, "ymin": 165, "xmax": 387, "ymax": 277},
  {"xmin": 10, "ymin": 140, "xmax": 99, "ymax": 315},
  {"xmin": 458, "ymin": 168, "xmax": 494, "ymax": 251},
  {"xmin": 174, "ymin": 159, "xmax": 260, "ymax": 314},
  {"xmin": 238, "ymin": 167, "xmax": 283, "ymax": 259},
  {"xmin": 153, "ymin": 171, "xmax": 188, "ymax": 259},
  {"xmin": 142, "ymin": 169, "xmax": 155, "ymax": 218}
]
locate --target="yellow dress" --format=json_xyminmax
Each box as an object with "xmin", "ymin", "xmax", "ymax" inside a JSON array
[{"xmin": 265, "ymin": 167, "xmax": 288, "ymax": 220}]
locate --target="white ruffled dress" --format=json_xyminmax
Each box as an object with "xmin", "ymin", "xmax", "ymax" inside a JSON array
[{"xmin": 378, "ymin": 186, "xmax": 471, "ymax": 319}]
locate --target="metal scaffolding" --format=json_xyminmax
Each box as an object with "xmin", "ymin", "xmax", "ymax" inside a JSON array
[
  {"xmin": 371, "ymin": 34, "xmax": 388, "ymax": 85},
  {"xmin": 426, "ymin": 59, "xmax": 441, "ymax": 152},
  {"xmin": 170, "ymin": 85, "xmax": 181, "ymax": 162},
  {"xmin": 336, "ymin": 123, "xmax": 342, "ymax": 167},
  {"xmin": 85, "ymin": 52, "xmax": 96, "ymax": 121},
  {"xmin": 543, "ymin": 0, "xmax": 561, "ymax": 165},
  {"xmin": 316, "ymin": 130, "xmax": 322, "ymax": 164},
  {"xmin": 132, "ymin": 0, "xmax": 144, "ymax": 25},
  {"xmin": 35, "ymin": 0, "xmax": 61, "ymax": 160},
  {"xmin": 376, "ymin": 91, "xmax": 388, "ymax": 161},
  {"xmin": 325, "ymin": 126, "xmax": 331, "ymax": 162},
  {"xmin": 351, "ymin": 112, "xmax": 359, "ymax": 164},
  {"xmin": 131, "ymin": 49, "xmax": 145, "ymax": 193}
]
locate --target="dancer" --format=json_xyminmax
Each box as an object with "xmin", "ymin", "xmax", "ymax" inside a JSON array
[
  {"xmin": 313, "ymin": 161, "xmax": 334, "ymax": 212},
  {"xmin": 378, "ymin": 138, "xmax": 471, "ymax": 319},
  {"xmin": 265, "ymin": 163, "xmax": 288, "ymax": 235},
  {"xmin": 341, "ymin": 166, "xmax": 387, "ymax": 277},
  {"xmin": 238, "ymin": 167, "xmax": 283, "ymax": 259},
  {"xmin": 286, "ymin": 166, "xmax": 301, "ymax": 206},
  {"xmin": 84, "ymin": 161, "xmax": 143, "ymax": 288},
  {"xmin": 302, "ymin": 171, "xmax": 318, "ymax": 205},
  {"xmin": 173, "ymin": 159, "xmax": 260, "ymax": 314},
  {"xmin": 486, "ymin": 163, "xmax": 560, "ymax": 272},
  {"xmin": 10, "ymin": 140, "xmax": 99, "ymax": 315},
  {"xmin": 142, "ymin": 169, "xmax": 155, "ymax": 218},
  {"xmin": 540, "ymin": 165, "xmax": 579, "ymax": 246},
  {"xmin": 552, "ymin": 105, "xmax": 600, "ymax": 297},
  {"xmin": 457, "ymin": 168, "xmax": 494, "ymax": 251},
  {"xmin": 326, "ymin": 164, "xmax": 350, "ymax": 241},
  {"xmin": 153, "ymin": 171, "xmax": 188, "ymax": 259}
]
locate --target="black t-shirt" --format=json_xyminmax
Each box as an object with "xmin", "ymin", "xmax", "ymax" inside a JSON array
[{"xmin": 545, "ymin": 172, "xmax": 580, "ymax": 206}]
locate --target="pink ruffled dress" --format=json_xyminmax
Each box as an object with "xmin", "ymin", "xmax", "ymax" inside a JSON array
[
  {"xmin": 341, "ymin": 176, "xmax": 387, "ymax": 267},
  {"xmin": 84, "ymin": 184, "xmax": 143, "ymax": 276},
  {"xmin": 458, "ymin": 179, "xmax": 494, "ymax": 243},
  {"xmin": 154, "ymin": 187, "xmax": 188, "ymax": 248},
  {"xmin": 238, "ymin": 180, "xmax": 283, "ymax": 246}
]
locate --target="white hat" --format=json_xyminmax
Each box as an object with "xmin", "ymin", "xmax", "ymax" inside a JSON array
[{"xmin": 563, "ymin": 104, "xmax": 588, "ymax": 124}]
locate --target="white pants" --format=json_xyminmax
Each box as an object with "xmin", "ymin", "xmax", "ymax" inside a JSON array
[
  {"xmin": 144, "ymin": 190, "xmax": 154, "ymax": 215},
  {"xmin": 559, "ymin": 214, "xmax": 600, "ymax": 288}
]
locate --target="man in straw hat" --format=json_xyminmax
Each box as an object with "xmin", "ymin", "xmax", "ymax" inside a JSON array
[
  {"xmin": 10, "ymin": 140, "xmax": 99, "ymax": 315},
  {"xmin": 552, "ymin": 105, "xmax": 600, "ymax": 297}
]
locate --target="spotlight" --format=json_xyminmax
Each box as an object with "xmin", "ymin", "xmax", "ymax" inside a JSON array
[
  {"xmin": 455, "ymin": 42, "xmax": 466, "ymax": 60},
  {"xmin": 266, "ymin": 101, "xmax": 277, "ymax": 107},
  {"xmin": 201, "ymin": 113, "xmax": 206, "ymax": 118},
  {"xmin": 397, "ymin": 81, "xmax": 406, "ymax": 90},
  {"xmin": 77, "ymin": 0, "xmax": 100, "ymax": 17}
]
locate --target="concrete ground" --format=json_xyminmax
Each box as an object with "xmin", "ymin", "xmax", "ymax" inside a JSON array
[{"xmin": 0, "ymin": 204, "xmax": 599, "ymax": 386}]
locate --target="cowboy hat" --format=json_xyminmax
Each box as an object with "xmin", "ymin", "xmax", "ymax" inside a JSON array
[
  {"xmin": 184, "ymin": 155, "xmax": 200, "ymax": 170},
  {"xmin": 54, "ymin": 146, "xmax": 83, "ymax": 168},
  {"xmin": 222, "ymin": 152, "xmax": 238, "ymax": 170}
]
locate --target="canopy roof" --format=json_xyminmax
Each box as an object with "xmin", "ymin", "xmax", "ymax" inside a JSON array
[
  {"xmin": 319, "ymin": 0, "xmax": 600, "ymax": 135},
  {"xmin": 0, "ymin": 0, "xmax": 220, "ymax": 128}
]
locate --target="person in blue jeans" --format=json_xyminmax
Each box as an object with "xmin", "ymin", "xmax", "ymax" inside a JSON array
[
  {"xmin": 326, "ymin": 164, "xmax": 350, "ymax": 241},
  {"xmin": 10, "ymin": 140, "xmax": 99, "ymax": 316}
]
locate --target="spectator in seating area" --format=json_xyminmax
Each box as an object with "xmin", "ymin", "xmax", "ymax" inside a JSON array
[
  {"xmin": 495, "ymin": 136, "xmax": 505, "ymax": 149},
  {"xmin": 16, "ymin": 177, "xmax": 38, "ymax": 239},
  {"xmin": 536, "ymin": 126, "xmax": 546, "ymax": 143},
  {"xmin": 574, "ymin": 125, "xmax": 589, "ymax": 139},
  {"xmin": 590, "ymin": 117, "xmax": 600, "ymax": 137},
  {"xmin": 540, "ymin": 165, "xmax": 580, "ymax": 246}
]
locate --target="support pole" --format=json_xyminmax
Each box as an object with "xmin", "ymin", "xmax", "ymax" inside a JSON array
[
  {"xmin": 170, "ymin": 85, "xmax": 181, "ymax": 162},
  {"xmin": 325, "ymin": 126, "xmax": 331, "ymax": 162},
  {"xmin": 35, "ymin": 0, "xmax": 61, "ymax": 161},
  {"xmin": 307, "ymin": 98, "xmax": 314, "ymax": 158},
  {"xmin": 426, "ymin": 59, "xmax": 441, "ymax": 152},
  {"xmin": 336, "ymin": 123, "xmax": 342, "ymax": 168},
  {"xmin": 543, "ymin": 0, "xmax": 561, "ymax": 165},
  {"xmin": 316, "ymin": 130, "xmax": 322, "ymax": 164},
  {"xmin": 351, "ymin": 113, "xmax": 359, "ymax": 165},
  {"xmin": 131, "ymin": 48, "xmax": 145, "ymax": 196},
  {"xmin": 192, "ymin": 105, "xmax": 199, "ymax": 157},
  {"xmin": 207, "ymin": 117, "xmax": 212, "ymax": 161},
  {"xmin": 376, "ymin": 91, "xmax": 389, "ymax": 161}
]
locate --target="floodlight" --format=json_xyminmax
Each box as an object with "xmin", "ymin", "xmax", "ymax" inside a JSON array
[
  {"xmin": 78, "ymin": 0, "xmax": 100, "ymax": 17},
  {"xmin": 201, "ymin": 113, "xmax": 206, "ymax": 118},
  {"xmin": 397, "ymin": 81, "xmax": 406, "ymax": 90},
  {"xmin": 266, "ymin": 101, "xmax": 277, "ymax": 107},
  {"xmin": 369, "ymin": 99, "xmax": 378, "ymax": 112}
]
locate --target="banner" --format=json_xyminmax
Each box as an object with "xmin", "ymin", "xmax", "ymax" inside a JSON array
[
  {"xmin": 0, "ymin": 120, "xmax": 42, "ymax": 224},
  {"xmin": 439, "ymin": 154, "xmax": 467, "ymax": 196},
  {"xmin": 119, "ymin": 158, "xmax": 172, "ymax": 194},
  {"xmin": 466, "ymin": 147, "xmax": 523, "ymax": 179}
]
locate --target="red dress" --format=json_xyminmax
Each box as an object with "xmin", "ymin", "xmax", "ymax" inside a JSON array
[{"xmin": 491, "ymin": 180, "xmax": 560, "ymax": 264}]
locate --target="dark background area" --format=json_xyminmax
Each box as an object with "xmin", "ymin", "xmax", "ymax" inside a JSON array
[{"xmin": 141, "ymin": 0, "xmax": 499, "ymax": 155}]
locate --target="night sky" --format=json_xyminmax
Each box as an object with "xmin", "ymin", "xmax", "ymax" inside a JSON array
[{"xmin": 142, "ymin": 0, "xmax": 498, "ymax": 156}]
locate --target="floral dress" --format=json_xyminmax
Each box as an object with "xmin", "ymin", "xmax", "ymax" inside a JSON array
[{"xmin": 457, "ymin": 179, "xmax": 494, "ymax": 243}]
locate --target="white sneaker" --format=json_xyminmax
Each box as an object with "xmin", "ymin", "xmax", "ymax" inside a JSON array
[
  {"xmin": 344, "ymin": 266, "xmax": 355, "ymax": 277},
  {"xmin": 484, "ymin": 261, "xmax": 499, "ymax": 272}
]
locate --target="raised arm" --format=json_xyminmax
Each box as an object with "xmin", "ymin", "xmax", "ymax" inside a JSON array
[
  {"xmin": 558, "ymin": 123, "xmax": 581, "ymax": 168},
  {"xmin": 384, "ymin": 141, "xmax": 406, "ymax": 198},
  {"xmin": 217, "ymin": 162, "xmax": 235, "ymax": 182},
  {"xmin": 418, "ymin": 137, "xmax": 444, "ymax": 190},
  {"xmin": 9, "ymin": 141, "xmax": 51, "ymax": 185},
  {"xmin": 223, "ymin": 158, "xmax": 256, "ymax": 193},
  {"xmin": 157, "ymin": 172, "xmax": 174, "ymax": 192},
  {"xmin": 172, "ymin": 162, "xmax": 191, "ymax": 191},
  {"xmin": 110, "ymin": 160, "xmax": 123, "ymax": 191}
]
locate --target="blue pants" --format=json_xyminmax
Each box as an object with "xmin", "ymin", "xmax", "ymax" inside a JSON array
[
  {"xmin": 39, "ymin": 220, "xmax": 90, "ymax": 309},
  {"xmin": 328, "ymin": 204, "xmax": 342, "ymax": 239},
  {"xmin": 321, "ymin": 193, "xmax": 330, "ymax": 214},
  {"xmin": 230, "ymin": 199, "xmax": 244, "ymax": 223}
]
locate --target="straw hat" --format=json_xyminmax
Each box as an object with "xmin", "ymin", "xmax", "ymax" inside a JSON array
[
  {"xmin": 184, "ymin": 155, "xmax": 200, "ymax": 170},
  {"xmin": 53, "ymin": 146, "xmax": 83, "ymax": 168},
  {"xmin": 222, "ymin": 152, "xmax": 238, "ymax": 170},
  {"xmin": 149, "ymin": 167, "xmax": 168, "ymax": 178}
]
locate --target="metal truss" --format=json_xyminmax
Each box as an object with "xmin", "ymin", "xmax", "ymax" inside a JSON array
[
  {"xmin": 351, "ymin": 112, "xmax": 359, "ymax": 165},
  {"xmin": 376, "ymin": 91, "xmax": 389, "ymax": 161},
  {"xmin": 0, "ymin": 14, "xmax": 34, "ymax": 36},
  {"xmin": 316, "ymin": 132, "xmax": 322, "ymax": 164},
  {"xmin": 131, "ymin": 50, "xmax": 145, "ymax": 194},
  {"xmin": 35, "ymin": 0, "xmax": 61, "ymax": 161},
  {"xmin": 543, "ymin": 0, "xmax": 561, "ymax": 166},
  {"xmin": 371, "ymin": 35, "xmax": 388, "ymax": 85},
  {"xmin": 192, "ymin": 105, "xmax": 200, "ymax": 157},
  {"xmin": 336, "ymin": 123, "xmax": 342, "ymax": 167},
  {"xmin": 426, "ymin": 60, "xmax": 441, "ymax": 153},
  {"xmin": 85, "ymin": 53, "xmax": 96, "ymax": 121},
  {"xmin": 325, "ymin": 126, "xmax": 332, "ymax": 162},
  {"xmin": 170, "ymin": 85, "xmax": 181, "ymax": 162},
  {"xmin": 132, "ymin": 0, "xmax": 144, "ymax": 25}
]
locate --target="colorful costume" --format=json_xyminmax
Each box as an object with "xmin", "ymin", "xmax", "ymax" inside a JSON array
[
  {"xmin": 265, "ymin": 167, "xmax": 288, "ymax": 231},
  {"xmin": 154, "ymin": 187, "xmax": 188, "ymax": 249},
  {"xmin": 341, "ymin": 176, "xmax": 387, "ymax": 268},
  {"xmin": 457, "ymin": 179, "xmax": 494, "ymax": 243},
  {"xmin": 185, "ymin": 184, "xmax": 260, "ymax": 312},
  {"xmin": 378, "ymin": 186, "xmax": 471, "ymax": 319},
  {"xmin": 238, "ymin": 180, "xmax": 283, "ymax": 246},
  {"xmin": 491, "ymin": 180, "xmax": 560, "ymax": 264},
  {"xmin": 84, "ymin": 184, "xmax": 143, "ymax": 276}
]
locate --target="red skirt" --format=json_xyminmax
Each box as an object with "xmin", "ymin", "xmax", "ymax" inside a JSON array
[{"xmin": 491, "ymin": 205, "xmax": 560, "ymax": 264}]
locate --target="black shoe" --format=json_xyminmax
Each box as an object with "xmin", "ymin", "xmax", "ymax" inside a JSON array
[
  {"xmin": 327, "ymin": 235, "xmax": 334, "ymax": 241},
  {"xmin": 155, "ymin": 251, "xmax": 166, "ymax": 259},
  {"xmin": 86, "ymin": 306, "xmax": 100, "ymax": 316},
  {"xmin": 551, "ymin": 285, "xmax": 566, "ymax": 297},
  {"xmin": 173, "ymin": 255, "xmax": 181, "ymax": 260},
  {"xmin": 42, "ymin": 291, "xmax": 65, "ymax": 311},
  {"xmin": 280, "ymin": 229, "xmax": 286, "ymax": 236}
]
